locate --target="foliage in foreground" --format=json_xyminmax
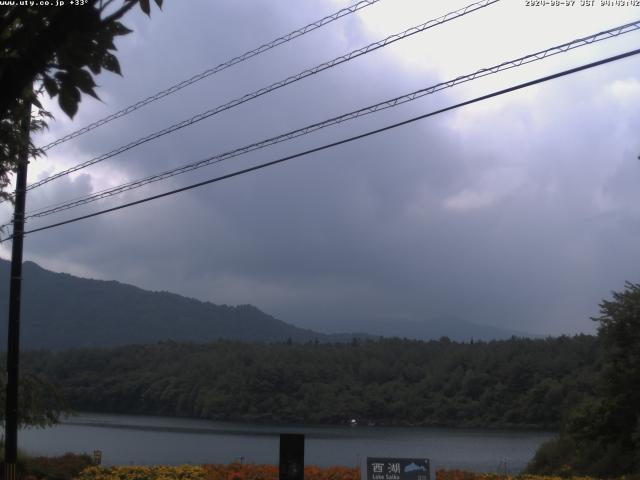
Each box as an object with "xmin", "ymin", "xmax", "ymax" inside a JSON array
[
  {"xmin": 0, "ymin": 371, "xmax": 67, "ymax": 428},
  {"xmin": 0, "ymin": 0, "xmax": 162, "ymax": 201},
  {"xmin": 22, "ymin": 453, "xmax": 94, "ymax": 480},
  {"xmin": 527, "ymin": 282, "xmax": 640, "ymax": 476},
  {"xmin": 0, "ymin": 450, "xmax": 93, "ymax": 480}
]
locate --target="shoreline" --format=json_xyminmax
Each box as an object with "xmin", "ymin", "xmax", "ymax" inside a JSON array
[{"xmin": 60, "ymin": 410, "xmax": 559, "ymax": 434}]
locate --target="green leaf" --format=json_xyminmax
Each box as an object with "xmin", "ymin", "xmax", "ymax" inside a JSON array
[
  {"xmin": 71, "ymin": 68, "xmax": 100, "ymax": 100},
  {"xmin": 31, "ymin": 96, "xmax": 43, "ymax": 110},
  {"xmin": 102, "ymin": 52, "xmax": 121, "ymax": 75},
  {"xmin": 87, "ymin": 52, "xmax": 102, "ymax": 75},
  {"xmin": 139, "ymin": 0, "xmax": 150, "ymax": 15},
  {"xmin": 103, "ymin": 37, "xmax": 117, "ymax": 51},
  {"xmin": 110, "ymin": 22, "xmax": 133, "ymax": 37},
  {"xmin": 58, "ymin": 86, "xmax": 79, "ymax": 118},
  {"xmin": 42, "ymin": 74, "xmax": 58, "ymax": 98},
  {"xmin": 93, "ymin": 28, "xmax": 117, "ymax": 52},
  {"xmin": 54, "ymin": 71, "xmax": 69, "ymax": 82}
]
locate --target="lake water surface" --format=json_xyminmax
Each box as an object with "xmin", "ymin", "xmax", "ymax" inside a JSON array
[{"xmin": 20, "ymin": 412, "xmax": 554, "ymax": 474}]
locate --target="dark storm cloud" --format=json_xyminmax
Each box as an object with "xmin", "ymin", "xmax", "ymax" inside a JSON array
[{"xmin": 5, "ymin": 0, "xmax": 640, "ymax": 336}]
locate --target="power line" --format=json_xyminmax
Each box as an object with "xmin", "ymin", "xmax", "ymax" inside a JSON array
[
  {"xmin": 24, "ymin": 0, "xmax": 499, "ymax": 192},
  {"xmin": 11, "ymin": 47, "xmax": 640, "ymax": 240},
  {"xmin": 39, "ymin": 0, "xmax": 384, "ymax": 152},
  {"xmin": 20, "ymin": 19, "xmax": 640, "ymax": 222}
]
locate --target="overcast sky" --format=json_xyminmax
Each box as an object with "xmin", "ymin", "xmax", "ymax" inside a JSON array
[{"xmin": 2, "ymin": 0, "xmax": 639, "ymax": 335}]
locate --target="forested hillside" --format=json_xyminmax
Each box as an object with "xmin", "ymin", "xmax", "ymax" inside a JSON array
[
  {"xmin": 23, "ymin": 335, "xmax": 600, "ymax": 429},
  {"xmin": 0, "ymin": 260, "xmax": 341, "ymax": 348},
  {"xmin": 0, "ymin": 259, "xmax": 526, "ymax": 348}
]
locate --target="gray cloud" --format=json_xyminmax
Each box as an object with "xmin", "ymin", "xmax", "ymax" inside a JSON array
[{"xmin": 4, "ymin": 0, "xmax": 640, "ymax": 337}]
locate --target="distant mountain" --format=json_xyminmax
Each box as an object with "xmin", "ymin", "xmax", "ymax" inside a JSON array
[
  {"xmin": 0, "ymin": 259, "xmax": 534, "ymax": 350},
  {"xmin": 316, "ymin": 316, "xmax": 536, "ymax": 342},
  {"xmin": 0, "ymin": 259, "xmax": 349, "ymax": 350}
]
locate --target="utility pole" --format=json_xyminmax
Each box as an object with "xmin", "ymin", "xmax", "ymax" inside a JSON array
[{"xmin": 3, "ymin": 100, "xmax": 31, "ymax": 480}]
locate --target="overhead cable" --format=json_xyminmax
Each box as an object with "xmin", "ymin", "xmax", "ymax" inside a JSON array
[
  {"xmin": 21, "ymin": 19, "xmax": 640, "ymax": 222},
  {"xmin": 25, "ymin": 0, "xmax": 499, "ymax": 192},
  {"xmin": 39, "ymin": 0, "xmax": 384, "ymax": 152},
  {"xmin": 10, "ymin": 47, "xmax": 640, "ymax": 240}
]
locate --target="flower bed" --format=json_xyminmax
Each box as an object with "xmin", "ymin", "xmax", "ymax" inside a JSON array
[
  {"xmin": 75, "ymin": 464, "xmax": 360, "ymax": 480},
  {"xmin": 435, "ymin": 470, "xmax": 598, "ymax": 480},
  {"xmin": 75, "ymin": 465, "xmax": 207, "ymax": 480},
  {"xmin": 74, "ymin": 465, "xmax": 609, "ymax": 480}
]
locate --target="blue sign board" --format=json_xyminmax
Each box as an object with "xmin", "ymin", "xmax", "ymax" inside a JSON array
[{"xmin": 366, "ymin": 457, "xmax": 430, "ymax": 480}]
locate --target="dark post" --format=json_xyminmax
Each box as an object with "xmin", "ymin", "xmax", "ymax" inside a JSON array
[
  {"xmin": 279, "ymin": 434, "xmax": 304, "ymax": 480},
  {"xmin": 3, "ymin": 102, "xmax": 31, "ymax": 480}
]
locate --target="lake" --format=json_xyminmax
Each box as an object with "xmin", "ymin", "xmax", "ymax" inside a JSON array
[{"xmin": 19, "ymin": 412, "xmax": 554, "ymax": 474}]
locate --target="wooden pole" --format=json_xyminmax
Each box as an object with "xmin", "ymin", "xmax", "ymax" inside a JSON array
[{"xmin": 3, "ymin": 100, "xmax": 31, "ymax": 480}]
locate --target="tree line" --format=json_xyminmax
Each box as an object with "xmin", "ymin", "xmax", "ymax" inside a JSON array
[{"xmin": 21, "ymin": 335, "xmax": 600, "ymax": 430}]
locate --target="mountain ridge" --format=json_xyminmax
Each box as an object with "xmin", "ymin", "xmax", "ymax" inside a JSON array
[{"xmin": 0, "ymin": 258, "xmax": 534, "ymax": 349}]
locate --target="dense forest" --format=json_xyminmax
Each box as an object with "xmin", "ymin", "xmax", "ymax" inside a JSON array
[
  {"xmin": 22, "ymin": 335, "xmax": 600, "ymax": 430},
  {"xmin": 526, "ymin": 282, "xmax": 640, "ymax": 476}
]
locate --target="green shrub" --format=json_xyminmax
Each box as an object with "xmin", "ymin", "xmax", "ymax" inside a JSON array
[{"xmin": 22, "ymin": 453, "xmax": 94, "ymax": 480}]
